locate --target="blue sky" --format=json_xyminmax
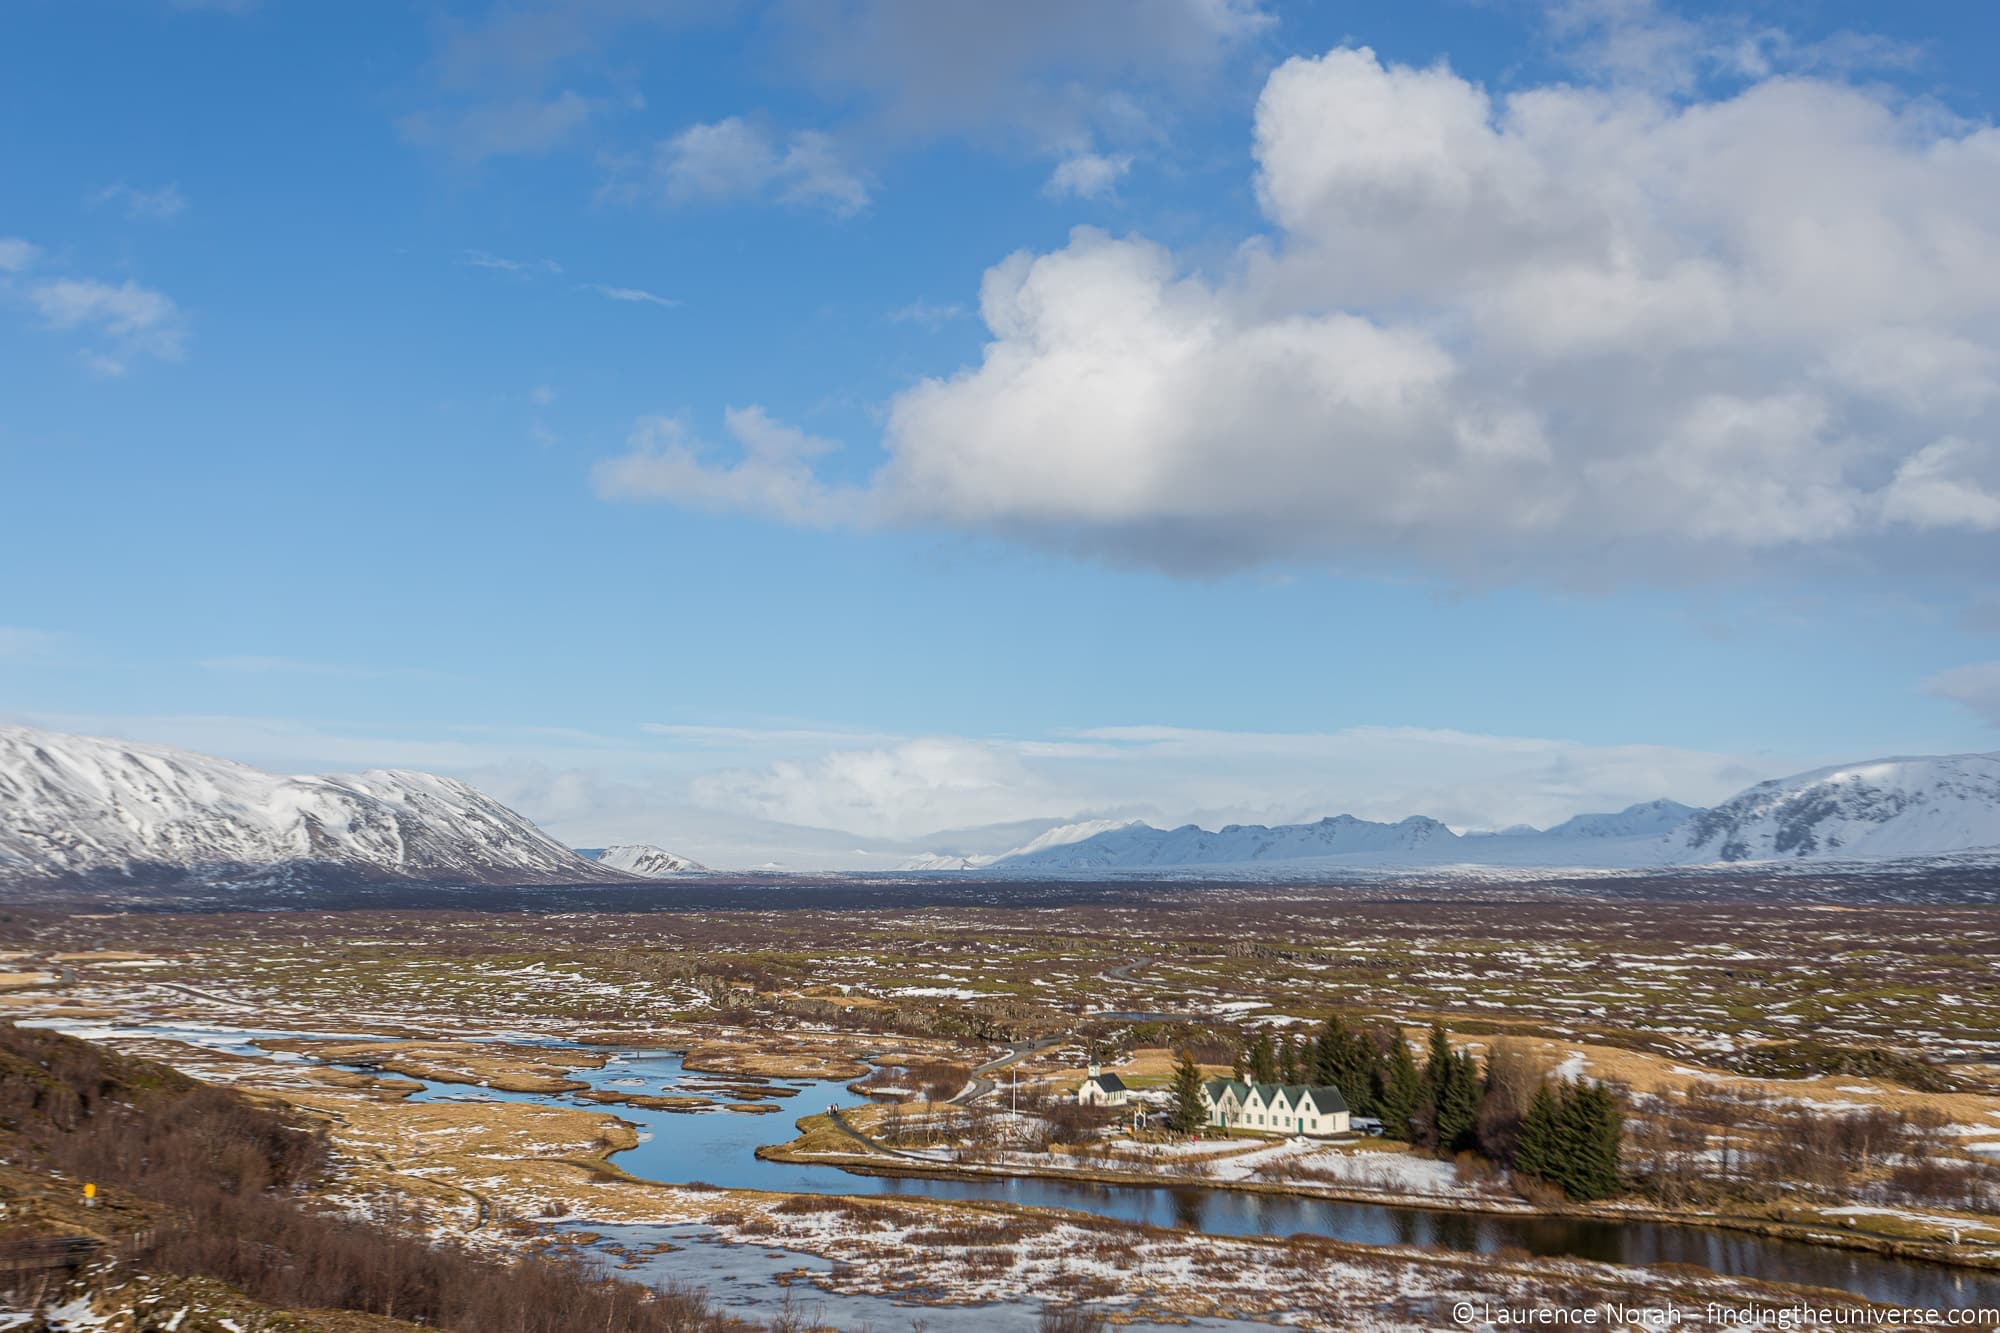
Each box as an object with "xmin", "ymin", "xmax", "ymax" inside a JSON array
[{"xmin": 4, "ymin": 0, "xmax": 1999, "ymax": 867}]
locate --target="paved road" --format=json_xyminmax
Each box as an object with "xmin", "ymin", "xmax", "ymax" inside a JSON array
[
  {"xmin": 823, "ymin": 1108, "xmax": 929, "ymax": 1160},
  {"xmin": 153, "ymin": 980, "xmax": 250, "ymax": 1010},
  {"xmin": 952, "ymin": 1035, "xmax": 1061, "ymax": 1105},
  {"xmin": 1099, "ymin": 956, "xmax": 1154, "ymax": 983}
]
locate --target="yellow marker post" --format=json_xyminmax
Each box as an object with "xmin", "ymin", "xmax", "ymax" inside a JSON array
[{"xmin": 83, "ymin": 1183, "xmax": 96, "ymax": 1207}]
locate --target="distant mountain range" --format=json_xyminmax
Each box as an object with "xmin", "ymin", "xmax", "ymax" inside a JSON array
[
  {"xmin": 0, "ymin": 724, "xmax": 629, "ymax": 891},
  {"xmin": 906, "ymin": 757, "xmax": 2000, "ymax": 873},
  {"xmin": 1, "ymin": 723, "xmax": 1996, "ymax": 888}
]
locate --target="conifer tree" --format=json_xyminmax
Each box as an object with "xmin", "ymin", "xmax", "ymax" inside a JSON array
[
  {"xmin": 1423, "ymin": 1025, "xmax": 1478, "ymax": 1153},
  {"xmin": 1557, "ymin": 1082, "xmax": 1624, "ymax": 1200},
  {"xmin": 1338, "ymin": 1027, "xmax": 1381, "ymax": 1117},
  {"xmin": 1169, "ymin": 1049, "xmax": 1208, "ymax": 1135},
  {"xmin": 1511, "ymin": 1080, "xmax": 1624, "ymax": 1201},
  {"xmin": 1278, "ymin": 1034, "xmax": 1300, "ymax": 1085},
  {"xmin": 1512, "ymin": 1082, "xmax": 1560, "ymax": 1183},
  {"xmin": 1312, "ymin": 1018, "xmax": 1343, "ymax": 1087},
  {"xmin": 1378, "ymin": 1035, "xmax": 1421, "ymax": 1142},
  {"xmin": 1249, "ymin": 1030, "xmax": 1277, "ymax": 1084}
]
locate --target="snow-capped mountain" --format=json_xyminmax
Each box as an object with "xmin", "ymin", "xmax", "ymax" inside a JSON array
[
  {"xmin": 1543, "ymin": 799, "xmax": 1702, "ymax": 840},
  {"xmin": 948, "ymin": 758, "xmax": 2000, "ymax": 874},
  {"xmin": 1670, "ymin": 754, "xmax": 2000, "ymax": 862},
  {"xmin": 585, "ymin": 844, "xmax": 709, "ymax": 877},
  {"xmin": 987, "ymin": 813, "xmax": 1456, "ymax": 871},
  {"xmin": 0, "ymin": 724, "xmax": 627, "ymax": 890}
]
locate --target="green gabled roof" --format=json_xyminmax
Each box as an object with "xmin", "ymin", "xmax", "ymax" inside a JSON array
[{"xmin": 1240, "ymin": 1082, "xmax": 1350, "ymax": 1114}]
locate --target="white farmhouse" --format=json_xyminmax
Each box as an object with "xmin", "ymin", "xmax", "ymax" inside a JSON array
[
  {"xmin": 1076, "ymin": 1063, "xmax": 1130, "ymax": 1107},
  {"xmin": 1201, "ymin": 1079, "xmax": 1349, "ymax": 1136}
]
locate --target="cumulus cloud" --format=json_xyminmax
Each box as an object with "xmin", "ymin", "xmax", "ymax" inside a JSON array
[
  {"xmin": 1925, "ymin": 661, "xmax": 2000, "ymax": 726},
  {"xmin": 642, "ymin": 117, "xmax": 870, "ymax": 215},
  {"xmin": 19, "ymin": 272, "xmax": 187, "ymax": 373},
  {"xmin": 685, "ymin": 724, "xmax": 1781, "ymax": 842},
  {"xmin": 1883, "ymin": 438, "xmax": 2000, "ymax": 531},
  {"xmin": 605, "ymin": 43, "xmax": 2000, "ymax": 580},
  {"xmin": 0, "ymin": 238, "xmax": 38, "ymax": 273},
  {"xmin": 592, "ymin": 407, "xmax": 865, "ymax": 526},
  {"xmin": 1043, "ymin": 151, "xmax": 1131, "ymax": 199}
]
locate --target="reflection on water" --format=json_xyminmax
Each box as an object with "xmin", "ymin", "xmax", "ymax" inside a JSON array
[
  {"xmin": 383, "ymin": 1047, "xmax": 2000, "ymax": 1313},
  {"xmin": 64, "ymin": 1022, "xmax": 2000, "ymax": 1314}
]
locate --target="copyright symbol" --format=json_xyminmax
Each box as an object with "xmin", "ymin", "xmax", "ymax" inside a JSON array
[{"xmin": 1453, "ymin": 1302, "xmax": 1477, "ymax": 1324}]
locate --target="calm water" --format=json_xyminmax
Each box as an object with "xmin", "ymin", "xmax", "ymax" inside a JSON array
[
  {"xmin": 388, "ymin": 1046, "xmax": 2000, "ymax": 1312},
  {"xmin": 38, "ymin": 1020, "xmax": 1999, "ymax": 1313}
]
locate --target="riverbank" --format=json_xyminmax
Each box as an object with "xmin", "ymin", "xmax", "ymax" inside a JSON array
[{"xmin": 759, "ymin": 1110, "xmax": 2000, "ymax": 1275}]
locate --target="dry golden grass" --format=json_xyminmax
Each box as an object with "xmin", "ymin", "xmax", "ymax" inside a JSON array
[
  {"xmin": 1057, "ymin": 1045, "xmax": 1230, "ymax": 1085},
  {"xmin": 260, "ymin": 1039, "xmax": 605, "ymax": 1094},
  {"xmin": 1478, "ymin": 1031, "xmax": 2000, "ymax": 1127}
]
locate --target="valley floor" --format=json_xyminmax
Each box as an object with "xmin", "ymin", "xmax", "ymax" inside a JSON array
[{"xmin": 3, "ymin": 880, "xmax": 1999, "ymax": 1328}]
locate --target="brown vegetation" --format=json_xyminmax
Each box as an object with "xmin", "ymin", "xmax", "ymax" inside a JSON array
[{"xmin": 0, "ymin": 1022, "xmax": 729, "ymax": 1332}]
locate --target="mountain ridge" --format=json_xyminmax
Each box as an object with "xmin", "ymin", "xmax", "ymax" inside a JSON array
[
  {"xmin": 0, "ymin": 724, "xmax": 632, "ymax": 890},
  {"xmin": 586, "ymin": 844, "xmax": 710, "ymax": 877},
  {"xmin": 942, "ymin": 757, "xmax": 2000, "ymax": 872}
]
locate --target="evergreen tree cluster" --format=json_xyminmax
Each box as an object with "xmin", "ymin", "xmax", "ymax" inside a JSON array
[
  {"xmin": 1425, "ymin": 1023, "xmax": 1481, "ymax": 1154},
  {"xmin": 1230, "ymin": 1019, "xmax": 1624, "ymax": 1198},
  {"xmin": 1512, "ymin": 1079, "xmax": 1625, "ymax": 1200}
]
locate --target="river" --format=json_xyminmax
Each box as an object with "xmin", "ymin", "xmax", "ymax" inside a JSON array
[{"xmin": 30, "ymin": 1019, "xmax": 2000, "ymax": 1318}]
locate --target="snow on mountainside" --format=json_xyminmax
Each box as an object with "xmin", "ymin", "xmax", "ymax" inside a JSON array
[
  {"xmin": 0, "ymin": 724, "xmax": 626, "ymax": 889},
  {"xmin": 1544, "ymin": 799, "xmax": 1702, "ymax": 840},
  {"xmin": 988, "ymin": 814, "xmax": 1456, "ymax": 871},
  {"xmin": 896, "ymin": 818, "xmax": 1143, "ymax": 870},
  {"xmin": 588, "ymin": 844, "xmax": 709, "ymax": 877},
  {"xmin": 1670, "ymin": 754, "xmax": 2000, "ymax": 862},
  {"xmin": 958, "ymin": 759, "xmax": 2000, "ymax": 874}
]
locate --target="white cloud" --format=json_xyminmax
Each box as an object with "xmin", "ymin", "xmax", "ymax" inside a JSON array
[
  {"xmin": 580, "ymin": 282, "xmax": 680, "ymax": 308},
  {"xmin": 685, "ymin": 724, "xmax": 1784, "ymax": 843},
  {"xmin": 90, "ymin": 182, "xmax": 188, "ymax": 222},
  {"xmin": 24, "ymin": 275, "xmax": 187, "ymax": 370},
  {"xmin": 592, "ymin": 407, "xmax": 865, "ymax": 526},
  {"xmin": 777, "ymin": 0, "xmax": 1271, "ymax": 147},
  {"xmin": 7, "ymin": 706, "xmax": 1807, "ymax": 869},
  {"xmin": 1547, "ymin": 0, "xmax": 1924, "ymax": 95},
  {"xmin": 1883, "ymin": 438, "xmax": 2000, "ymax": 532},
  {"xmin": 400, "ymin": 91, "xmax": 598, "ymax": 161},
  {"xmin": 610, "ymin": 43, "xmax": 2000, "ymax": 579},
  {"xmin": 461, "ymin": 250, "xmax": 563, "ymax": 275},
  {"xmin": 1924, "ymin": 661, "xmax": 2000, "ymax": 726},
  {"xmin": 888, "ymin": 299, "xmax": 968, "ymax": 328},
  {"xmin": 644, "ymin": 117, "xmax": 870, "ymax": 216},
  {"xmin": 0, "ymin": 237, "xmax": 43, "ymax": 273},
  {"xmin": 1043, "ymin": 151, "xmax": 1131, "ymax": 199}
]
